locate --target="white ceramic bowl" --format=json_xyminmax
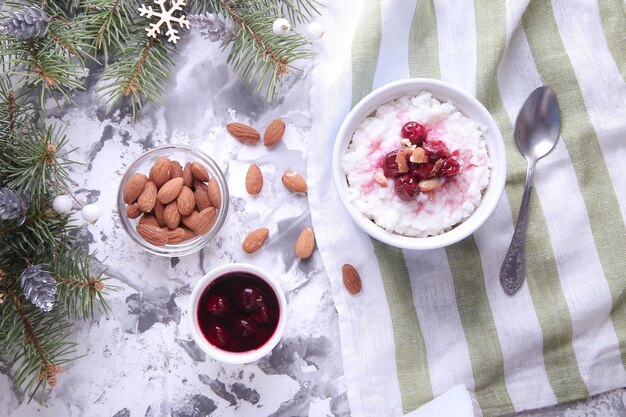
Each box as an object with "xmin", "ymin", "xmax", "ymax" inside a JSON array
[
  {"xmin": 332, "ymin": 79, "xmax": 506, "ymax": 250},
  {"xmin": 188, "ymin": 263, "xmax": 287, "ymax": 364}
]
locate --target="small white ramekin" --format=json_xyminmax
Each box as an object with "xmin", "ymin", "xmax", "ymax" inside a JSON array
[
  {"xmin": 188, "ymin": 263, "xmax": 287, "ymax": 364},
  {"xmin": 332, "ymin": 79, "xmax": 506, "ymax": 250}
]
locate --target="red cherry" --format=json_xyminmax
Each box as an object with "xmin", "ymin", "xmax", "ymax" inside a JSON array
[
  {"xmin": 440, "ymin": 158, "xmax": 460, "ymax": 178},
  {"xmin": 238, "ymin": 287, "xmax": 259, "ymax": 311},
  {"xmin": 250, "ymin": 305, "xmax": 271, "ymax": 323},
  {"xmin": 206, "ymin": 323, "xmax": 229, "ymax": 348},
  {"xmin": 422, "ymin": 140, "xmax": 450, "ymax": 159},
  {"xmin": 206, "ymin": 294, "xmax": 229, "ymax": 315},
  {"xmin": 394, "ymin": 175, "xmax": 420, "ymax": 201},
  {"xmin": 232, "ymin": 317, "xmax": 258, "ymax": 338},
  {"xmin": 382, "ymin": 151, "xmax": 402, "ymax": 179},
  {"xmin": 410, "ymin": 162, "xmax": 434, "ymax": 180},
  {"xmin": 401, "ymin": 122, "xmax": 427, "ymax": 145}
]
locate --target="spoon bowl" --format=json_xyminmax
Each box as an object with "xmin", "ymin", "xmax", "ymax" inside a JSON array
[
  {"xmin": 500, "ymin": 86, "xmax": 561, "ymax": 295},
  {"xmin": 514, "ymin": 87, "xmax": 561, "ymax": 162}
]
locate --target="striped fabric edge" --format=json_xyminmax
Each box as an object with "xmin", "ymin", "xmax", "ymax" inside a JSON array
[
  {"xmin": 523, "ymin": 0, "xmax": 626, "ymax": 383},
  {"xmin": 597, "ymin": 0, "xmax": 626, "ymax": 81}
]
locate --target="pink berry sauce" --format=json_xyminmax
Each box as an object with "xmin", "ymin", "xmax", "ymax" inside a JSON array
[{"xmin": 198, "ymin": 272, "xmax": 280, "ymax": 353}]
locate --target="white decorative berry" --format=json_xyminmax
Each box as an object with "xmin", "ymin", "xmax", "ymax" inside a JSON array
[
  {"xmin": 138, "ymin": 0, "xmax": 191, "ymax": 44},
  {"xmin": 52, "ymin": 195, "xmax": 73, "ymax": 213},
  {"xmin": 272, "ymin": 18, "xmax": 291, "ymax": 37},
  {"xmin": 81, "ymin": 204, "xmax": 101, "ymax": 224},
  {"xmin": 306, "ymin": 22, "xmax": 324, "ymax": 41}
]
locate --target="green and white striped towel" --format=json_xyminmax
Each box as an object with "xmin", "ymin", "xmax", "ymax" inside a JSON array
[{"xmin": 308, "ymin": 0, "xmax": 626, "ymax": 416}]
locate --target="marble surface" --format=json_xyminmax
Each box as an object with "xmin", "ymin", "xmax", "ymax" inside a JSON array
[{"xmin": 0, "ymin": 25, "xmax": 624, "ymax": 417}]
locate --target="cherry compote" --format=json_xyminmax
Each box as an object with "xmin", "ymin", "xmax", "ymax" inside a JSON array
[{"xmin": 198, "ymin": 272, "xmax": 280, "ymax": 352}]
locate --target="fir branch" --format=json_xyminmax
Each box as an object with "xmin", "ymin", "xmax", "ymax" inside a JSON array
[
  {"xmin": 125, "ymin": 37, "xmax": 154, "ymax": 96},
  {"xmin": 82, "ymin": 0, "xmax": 134, "ymax": 60},
  {"xmin": 7, "ymin": 90, "xmax": 14, "ymax": 132}
]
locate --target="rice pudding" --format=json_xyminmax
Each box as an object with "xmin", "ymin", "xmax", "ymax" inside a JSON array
[{"xmin": 341, "ymin": 92, "xmax": 491, "ymax": 238}]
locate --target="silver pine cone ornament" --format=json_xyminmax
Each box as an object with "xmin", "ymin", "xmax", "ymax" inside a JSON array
[
  {"xmin": 189, "ymin": 12, "xmax": 236, "ymax": 47},
  {"xmin": 20, "ymin": 264, "xmax": 56, "ymax": 312},
  {"xmin": 0, "ymin": 5, "xmax": 49, "ymax": 39},
  {"xmin": 0, "ymin": 187, "xmax": 30, "ymax": 223}
]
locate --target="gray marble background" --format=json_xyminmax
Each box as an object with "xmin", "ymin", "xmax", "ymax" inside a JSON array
[{"xmin": 0, "ymin": 17, "xmax": 624, "ymax": 417}]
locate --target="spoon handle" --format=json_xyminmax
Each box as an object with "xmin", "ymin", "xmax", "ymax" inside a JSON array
[{"xmin": 500, "ymin": 161, "xmax": 536, "ymax": 295}]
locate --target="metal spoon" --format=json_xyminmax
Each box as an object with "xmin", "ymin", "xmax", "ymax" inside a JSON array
[{"xmin": 500, "ymin": 86, "xmax": 561, "ymax": 295}]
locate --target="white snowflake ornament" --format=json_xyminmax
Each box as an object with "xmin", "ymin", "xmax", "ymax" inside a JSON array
[{"xmin": 138, "ymin": 0, "xmax": 190, "ymax": 44}]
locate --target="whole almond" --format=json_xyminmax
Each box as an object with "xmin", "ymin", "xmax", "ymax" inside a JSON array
[
  {"xmin": 123, "ymin": 173, "xmax": 148, "ymax": 204},
  {"xmin": 154, "ymin": 200, "xmax": 166, "ymax": 227},
  {"xmin": 170, "ymin": 160, "xmax": 183, "ymax": 178},
  {"xmin": 182, "ymin": 162, "xmax": 194, "ymax": 188},
  {"xmin": 150, "ymin": 157, "xmax": 171, "ymax": 188},
  {"xmin": 263, "ymin": 118, "xmax": 285, "ymax": 147},
  {"xmin": 177, "ymin": 186, "xmax": 195, "ymax": 215},
  {"xmin": 295, "ymin": 227, "xmax": 315, "ymax": 259},
  {"xmin": 181, "ymin": 226, "xmax": 196, "ymax": 241},
  {"xmin": 164, "ymin": 201, "xmax": 181, "ymax": 229},
  {"xmin": 195, "ymin": 187, "xmax": 212, "ymax": 211},
  {"xmin": 139, "ymin": 214, "xmax": 159, "ymax": 226},
  {"xmin": 157, "ymin": 177, "xmax": 184, "ymax": 204},
  {"xmin": 242, "ymin": 228, "xmax": 269, "ymax": 254},
  {"xmin": 137, "ymin": 181, "xmax": 157, "ymax": 212},
  {"xmin": 194, "ymin": 179, "xmax": 208, "ymax": 192},
  {"xmin": 181, "ymin": 211, "xmax": 199, "ymax": 230},
  {"xmin": 194, "ymin": 207, "xmax": 217, "ymax": 235},
  {"xmin": 125, "ymin": 203, "xmax": 142, "ymax": 219},
  {"xmin": 342, "ymin": 264, "xmax": 362, "ymax": 295},
  {"xmin": 166, "ymin": 227, "xmax": 186, "ymax": 244},
  {"xmin": 207, "ymin": 178, "xmax": 222, "ymax": 208},
  {"xmin": 136, "ymin": 224, "xmax": 168, "ymax": 246},
  {"xmin": 191, "ymin": 162, "xmax": 210, "ymax": 182},
  {"xmin": 227, "ymin": 122, "xmax": 260, "ymax": 145},
  {"xmin": 282, "ymin": 169, "xmax": 307, "ymax": 193},
  {"xmin": 245, "ymin": 163, "xmax": 263, "ymax": 195}
]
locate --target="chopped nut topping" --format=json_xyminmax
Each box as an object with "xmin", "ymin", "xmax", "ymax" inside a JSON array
[{"xmin": 374, "ymin": 171, "xmax": 388, "ymax": 187}]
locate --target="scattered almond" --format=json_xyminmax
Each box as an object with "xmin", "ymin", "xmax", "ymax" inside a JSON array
[
  {"xmin": 295, "ymin": 228, "xmax": 315, "ymax": 259},
  {"xmin": 137, "ymin": 181, "xmax": 157, "ymax": 212},
  {"xmin": 123, "ymin": 173, "xmax": 148, "ymax": 204},
  {"xmin": 263, "ymin": 118, "xmax": 285, "ymax": 147},
  {"xmin": 139, "ymin": 214, "xmax": 159, "ymax": 226},
  {"xmin": 182, "ymin": 162, "xmax": 194, "ymax": 188},
  {"xmin": 157, "ymin": 177, "xmax": 184, "ymax": 204},
  {"xmin": 195, "ymin": 187, "xmax": 212, "ymax": 211},
  {"xmin": 191, "ymin": 162, "xmax": 210, "ymax": 182},
  {"xmin": 177, "ymin": 186, "xmax": 195, "ymax": 216},
  {"xmin": 282, "ymin": 169, "xmax": 307, "ymax": 193},
  {"xmin": 193, "ymin": 207, "xmax": 217, "ymax": 235},
  {"xmin": 170, "ymin": 160, "xmax": 183, "ymax": 178},
  {"xmin": 125, "ymin": 203, "xmax": 142, "ymax": 219},
  {"xmin": 246, "ymin": 163, "xmax": 263, "ymax": 195},
  {"xmin": 410, "ymin": 147, "xmax": 428, "ymax": 163},
  {"xmin": 164, "ymin": 201, "xmax": 181, "ymax": 229},
  {"xmin": 207, "ymin": 178, "xmax": 222, "ymax": 208},
  {"xmin": 150, "ymin": 157, "xmax": 171, "ymax": 188},
  {"xmin": 430, "ymin": 159, "xmax": 443, "ymax": 177},
  {"xmin": 227, "ymin": 122, "xmax": 260, "ymax": 145},
  {"xmin": 242, "ymin": 228, "xmax": 269, "ymax": 254},
  {"xmin": 166, "ymin": 227, "xmax": 186, "ymax": 244},
  {"xmin": 396, "ymin": 149, "xmax": 411, "ymax": 173},
  {"xmin": 418, "ymin": 178, "xmax": 441, "ymax": 192},
  {"xmin": 154, "ymin": 200, "xmax": 166, "ymax": 227},
  {"xmin": 374, "ymin": 171, "xmax": 388, "ymax": 187},
  {"xmin": 342, "ymin": 264, "xmax": 362, "ymax": 295},
  {"xmin": 136, "ymin": 224, "xmax": 168, "ymax": 246}
]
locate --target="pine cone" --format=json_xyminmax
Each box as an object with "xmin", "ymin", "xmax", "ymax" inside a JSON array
[
  {"xmin": 189, "ymin": 12, "xmax": 236, "ymax": 46},
  {"xmin": 0, "ymin": 5, "xmax": 49, "ymax": 39},
  {"xmin": 0, "ymin": 187, "xmax": 29, "ymax": 223},
  {"xmin": 20, "ymin": 264, "xmax": 56, "ymax": 312}
]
